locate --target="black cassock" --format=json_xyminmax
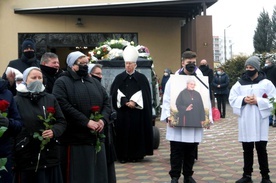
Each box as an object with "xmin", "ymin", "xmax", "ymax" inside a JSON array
[
  {"xmin": 175, "ymin": 89, "xmax": 205, "ymax": 127},
  {"xmin": 110, "ymin": 71, "xmax": 153, "ymax": 161}
]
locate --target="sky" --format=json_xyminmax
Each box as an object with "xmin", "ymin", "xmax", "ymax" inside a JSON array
[{"xmin": 207, "ymin": 0, "xmax": 275, "ymax": 56}]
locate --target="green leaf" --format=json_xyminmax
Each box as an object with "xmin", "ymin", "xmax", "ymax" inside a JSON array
[
  {"xmin": 90, "ymin": 130, "xmax": 96, "ymax": 135},
  {"xmin": 45, "ymin": 118, "xmax": 51, "ymax": 123},
  {"xmin": 95, "ymin": 139, "xmax": 102, "ymax": 153},
  {"xmin": 0, "ymin": 126, "xmax": 8, "ymax": 138},
  {"xmin": 38, "ymin": 136, "xmax": 43, "ymax": 141},
  {"xmin": 90, "ymin": 113, "xmax": 95, "ymax": 120},
  {"xmin": 99, "ymin": 134, "xmax": 106, "ymax": 138},
  {"xmin": 0, "ymin": 158, "xmax": 7, "ymax": 171},
  {"xmin": 33, "ymin": 132, "xmax": 40, "ymax": 139},
  {"xmin": 37, "ymin": 115, "xmax": 44, "ymax": 120}
]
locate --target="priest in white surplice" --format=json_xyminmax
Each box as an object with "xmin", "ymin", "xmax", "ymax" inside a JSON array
[{"xmin": 229, "ymin": 56, "xmax": 276, "ymax": 183}]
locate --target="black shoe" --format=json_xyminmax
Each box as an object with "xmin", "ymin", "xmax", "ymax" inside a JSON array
[
  {"xmin": 171, "ymin": 177, "xmax": 179, "ymax": 183},
  {"xmin": 184, "ymin": 176, "xmax": 196, "ymax": 183},
  {"xmin": 235, "ymin": 175, "xmax": 252, "ymax": 183}
]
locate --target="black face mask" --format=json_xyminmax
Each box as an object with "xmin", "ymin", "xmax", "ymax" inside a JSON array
[
  {"xmin": 199, "ymin": 65, "xmax": 207, "ymax": 69},
  {"xmin": 92, "ymin": 75, "xmax": 102, "ymax": 82},
  {"xmin": 245, "ymin": 69, "xmax": 258, "ymax": 77},
  {"xmin": 185, "ymin": 63, "xmax": 196, "ymax": 73},
  {"xmin": 76, "ymin": 65, "xmax": 88, "ymax": 77},
  {"xmin": 23, "ymin": 51, "xmax": 35, "ymax": 59}
]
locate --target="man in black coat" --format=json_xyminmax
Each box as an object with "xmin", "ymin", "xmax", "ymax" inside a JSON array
[
  {"xmin": 110, "ymin": 45, "xmax": 153, "ymax": 163},
  {"xmin": 40, "ymin": 52, "xmax": 63, "ymax": 93},
  {"xmin": 199, "ymin": 59, "xmax": 214, "ymax": 106},
  {"xmin": 2, "ymin": 38, "xmax": 40, "ymax": 95}
]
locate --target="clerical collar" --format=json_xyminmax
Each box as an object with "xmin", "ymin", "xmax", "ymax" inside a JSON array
[{"xmin": 126, "ymin": 70, "xmax": 135, "ymax": 75}]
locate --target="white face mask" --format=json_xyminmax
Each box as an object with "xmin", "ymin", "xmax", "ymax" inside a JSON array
[
  {"xmin": 27, "ymin": 80, "xmax": 44, "ymax": 93},
  {"xmin": 265, "ymin": 64, "xmax": 269, "ymax": 67},
  {"xmin": 164, "ymin": 73, "xmax": 169, "ymax": 76},
  {"xmin": 217, "ymin": 71, "xmax": 221, "ymax": 75}
]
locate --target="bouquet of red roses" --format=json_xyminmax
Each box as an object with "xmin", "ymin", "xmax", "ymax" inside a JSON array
[{"xmin": 90, "ymin": 106, "xmax": 105, "ymax": 153}]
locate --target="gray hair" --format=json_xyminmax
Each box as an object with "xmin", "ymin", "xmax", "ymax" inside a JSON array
[{"xmin": 40, "ymin": 52, "xmax": 58, "ymax": 64}]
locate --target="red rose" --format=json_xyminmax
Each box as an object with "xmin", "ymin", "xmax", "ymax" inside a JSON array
[
  {"xmin": 0, "ymin": 100, "xmax": 9, "ymax": 112},
  {"xmin": 91, "ymin": 106, "xmax": 100, "ymax": 112},
  {"xmin": 262, "ymin": 93, "xmax": 268, "ymax": 98},
  {"xmin": 46, "ymin": 107, "xmax": 56, "ymax": 114}
]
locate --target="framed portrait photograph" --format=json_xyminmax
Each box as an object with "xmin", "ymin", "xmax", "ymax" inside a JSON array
[{"xmin": 169, "ymin": 75, "xmax": 211, "ymax": 128}]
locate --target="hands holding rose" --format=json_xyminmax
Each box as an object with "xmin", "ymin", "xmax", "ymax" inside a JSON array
[{"xmin": 87, "ymin": 119, "xmax": 104, "ymax": 132}]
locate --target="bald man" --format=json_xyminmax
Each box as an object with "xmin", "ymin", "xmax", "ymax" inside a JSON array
[{"xmin": 199, "ymin": 59, "xmax": 214, "ymax": 105}]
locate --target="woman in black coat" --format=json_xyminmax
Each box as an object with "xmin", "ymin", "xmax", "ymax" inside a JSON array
[
  {"xmin": 52, "ymin": 51, "xmax": 111, "ymax": 183},
  {"xmin": 13, "ymin": 67, "xmax": 66, "ymax": 183}
]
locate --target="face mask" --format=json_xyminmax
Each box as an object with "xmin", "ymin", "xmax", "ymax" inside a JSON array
[
  {"xmin": 27, "ymin": 80, "xmax": 44, "ymax": 93},
  {"xmin": 164, "ymin": 73, "xmax": 169, "ymax": 76},
  {"xmin": 265, "ymin": 64, "xmax": 269, "ymax": 67},
  {"xmin": 217, "ymin": 71, "xmax": 221, "ymax": 75},
  {"xmin": 199, "ymin": 65, "xmax": 207, "ymax": 69},
  {"xmin": 185, "ymin": 63, "xmax": 196, "ymax": 73},
  {"xmin": 23, "ymin": 51, "xmax": 35, "ymax": 59},
  {"xmin": 76, "ymin": 65, "xmax": 88, "ymax": 77},
  {"xmin": 245, "ymin": 69, "xmax": 257, "ymax": 77},
  {"xmin": 92, "ymin": 75, "xmax": 102, "ymax": 82}
]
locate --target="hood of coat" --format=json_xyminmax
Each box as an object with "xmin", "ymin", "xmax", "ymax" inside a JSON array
[{"xmin": 239, "ymin": 71, "xmax": 266, "ymax": 85}]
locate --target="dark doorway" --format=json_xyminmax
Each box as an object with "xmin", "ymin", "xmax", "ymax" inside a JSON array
[{"xmin": 18, "ymin": 33, "xmax": 138, "ymax": 69}]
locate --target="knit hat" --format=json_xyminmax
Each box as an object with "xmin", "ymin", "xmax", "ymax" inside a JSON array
[
  {"xmin": 244, "ymin": 56, "xmax": 260, "ymax": 71},
  {"xmin": 87, "ymin": 63, "xmax": 95, "ymax": 74},
  {"xmin": 23, "ymin": 67, "xmax": 41, "ymax": 82},
  {"xmin": 123, "ymin": 45, "xmax": 139, "ymax": 62},
  {"xmin": 22, "ymin": 38, "xmax": 35, "ymax": 51},
  {"xmin": 66, "ymin": 51, "xmax": 86, "ymax": 67}
]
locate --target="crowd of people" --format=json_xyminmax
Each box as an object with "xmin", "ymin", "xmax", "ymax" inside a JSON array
[
  {"xmin": 0, "ymin": 39, "xmax": 155, "ymax": 183},
  {"xmin": 0, "ymin": 38, "xmax": 275, "ymax": 183}
]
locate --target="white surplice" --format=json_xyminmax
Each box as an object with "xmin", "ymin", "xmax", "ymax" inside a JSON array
[
  {"xmin": 160, "ymin": 69, "xmax": 205, "ymax": 143},
  {"xmin": 229, "ymin": 78, "xmax": 276, "ymax": 142}
]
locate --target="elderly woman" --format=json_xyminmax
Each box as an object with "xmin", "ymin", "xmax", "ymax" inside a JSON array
[{"xmin": 13, "ymin": 67, "xmax": 66, "ymax": 183}]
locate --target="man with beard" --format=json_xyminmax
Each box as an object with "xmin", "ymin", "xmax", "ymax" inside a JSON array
[
  {"xmin": 199, "ymin": 59, "xmax": 214, "ymax": 106},
  {"xmin": 40, "ymin": 52, "xmax": 63, "ymax": 93},
  {"xmin": 2, "ymin": 38, "xmax": 40, "ymax": 95}
]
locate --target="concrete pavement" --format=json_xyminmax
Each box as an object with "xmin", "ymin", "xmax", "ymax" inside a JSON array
[{"xmin": 115, "ymin": 104, "xmax": 276, "ymax": 183}]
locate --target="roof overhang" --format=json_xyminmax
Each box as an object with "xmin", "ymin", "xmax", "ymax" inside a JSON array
[{"xmin": 14, "ymin": 0, "xmax": 217, "ymax": 18}]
